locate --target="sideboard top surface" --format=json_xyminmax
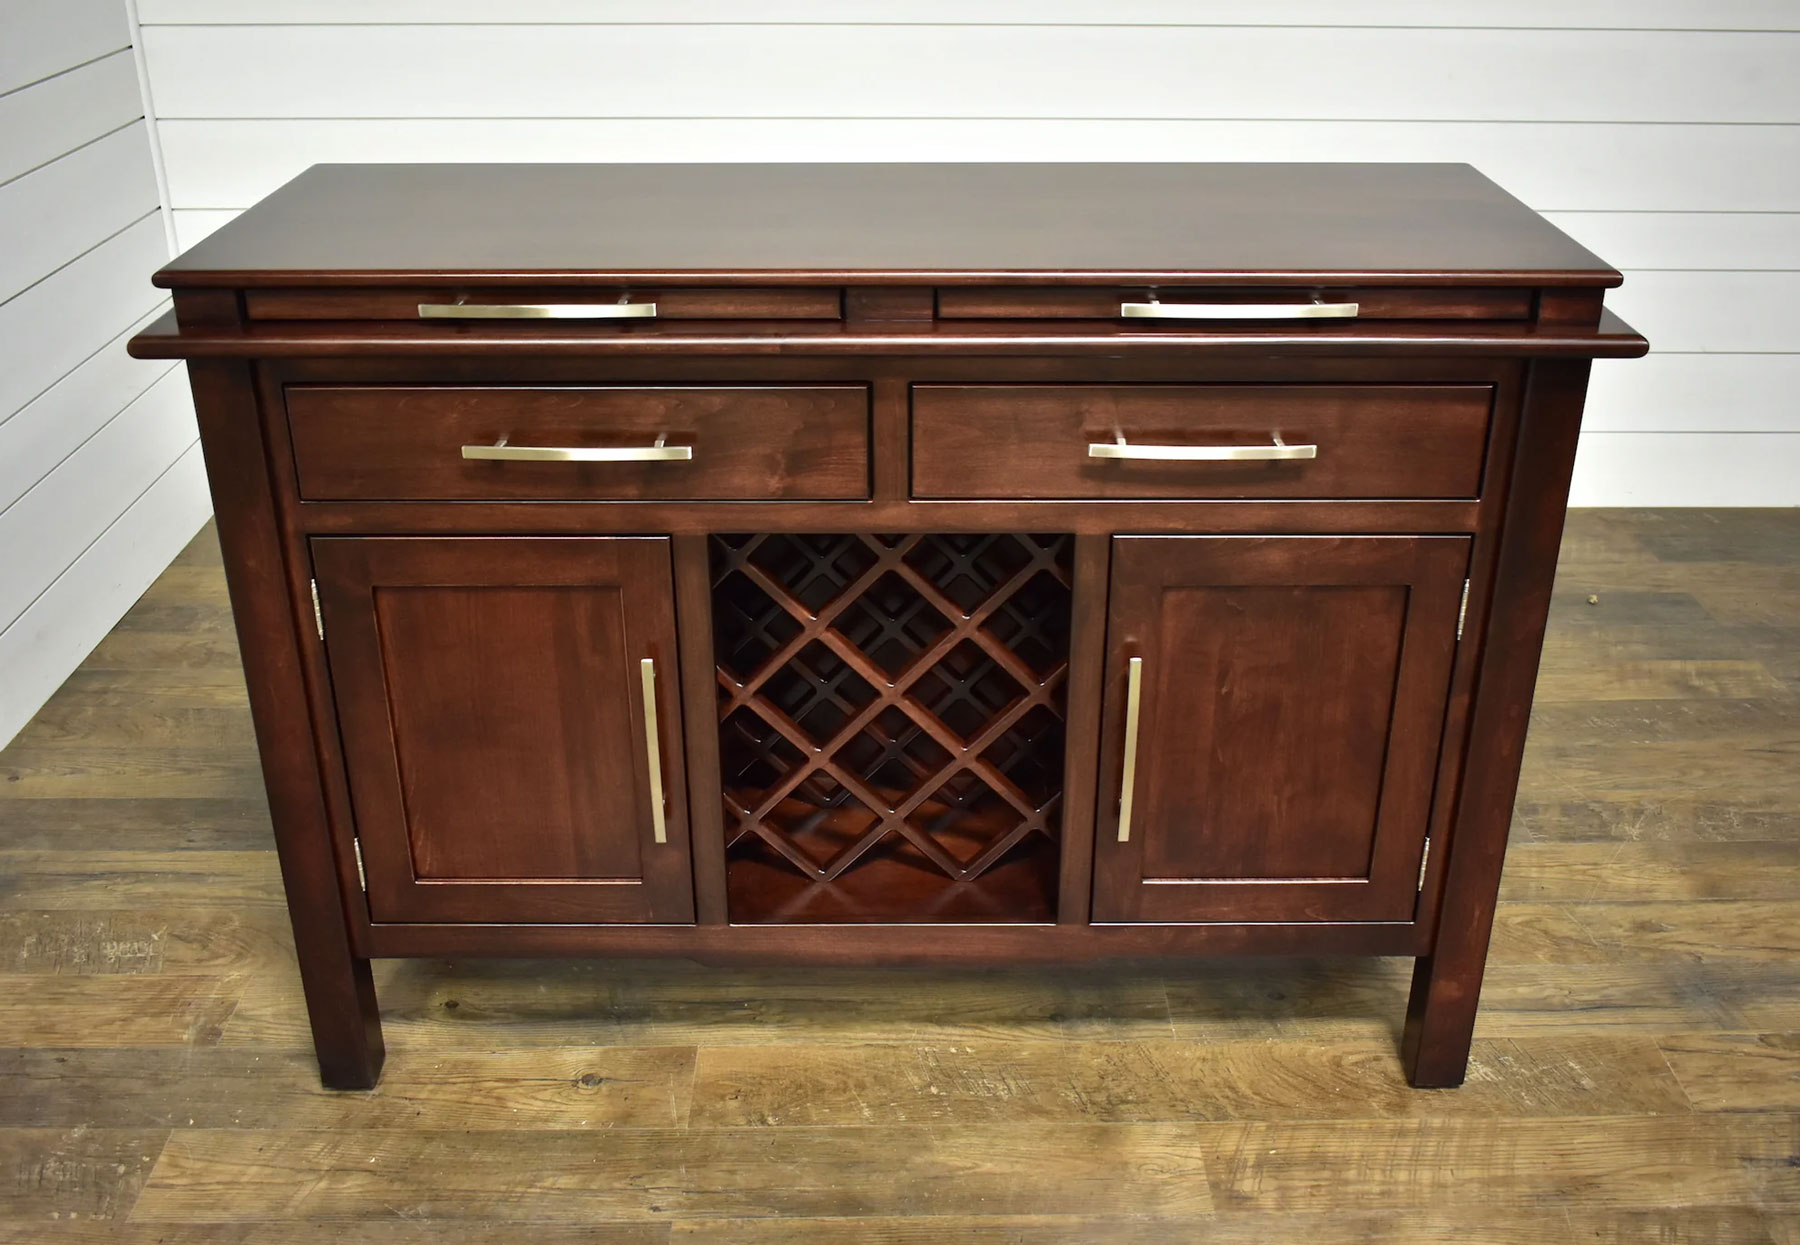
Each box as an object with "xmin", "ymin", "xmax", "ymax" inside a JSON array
[{"xmin": 155, "ymin": 162, "xmax": 1619, "ymax": 289}]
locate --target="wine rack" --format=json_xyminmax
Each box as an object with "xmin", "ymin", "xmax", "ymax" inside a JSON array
[{"xmin": 711, "ymin": 533, "xmax": 1073, "ymax": 922}]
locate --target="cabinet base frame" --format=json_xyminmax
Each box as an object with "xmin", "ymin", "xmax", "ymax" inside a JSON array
[
  {"xmin": 360, "ymin": 920, "xmax": 1432, "ymax": 962},
  {"xmin": 184, "ymin": 342, "xmax": 1598, "ymax": 1093}
]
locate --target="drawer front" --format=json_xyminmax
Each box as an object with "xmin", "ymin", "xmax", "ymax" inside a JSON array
[
  {"xmin": 289, "ymin": 385, "xmax": 870, "ymax": 501},
  {"xmin": 248, "ymin": 287, "xmax": 842, "ymax": 321},
  {"xmin": 935, "ymin": 286, "xmax": 1532, "ymax": 321},
  {"xmin": 911, "ymin": 384, "xmax": 1493, "ymax": 500}
]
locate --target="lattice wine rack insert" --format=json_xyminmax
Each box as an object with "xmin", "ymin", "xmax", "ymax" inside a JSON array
[{"xmin": 711, "ymin": 533, "xmax": 1073, "ymax": 923}]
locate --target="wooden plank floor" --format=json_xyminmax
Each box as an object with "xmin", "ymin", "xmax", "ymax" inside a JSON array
[{"xmin": 0, "ymin": 510, "xmax": 1796, "ymax": 1242}]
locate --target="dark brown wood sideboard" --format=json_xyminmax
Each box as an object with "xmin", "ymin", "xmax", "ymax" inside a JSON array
[{"xmin": 130, "ymin": 163, "xmax": 1646, "ymax": 1089}]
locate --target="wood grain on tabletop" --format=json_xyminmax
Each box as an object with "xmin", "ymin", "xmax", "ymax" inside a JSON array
[
  {"xmin": 152, "ymin": 163, "xmax": 1618, "ymax": 287},
  {"xmin": 0, "ymin": 510, "xmax": 1794, "ymax": 1239}
]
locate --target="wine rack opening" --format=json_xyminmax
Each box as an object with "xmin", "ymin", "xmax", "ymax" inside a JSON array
[{"xmin": 711, "ymin": 533, "xmax": 1074, "ymax": 923}]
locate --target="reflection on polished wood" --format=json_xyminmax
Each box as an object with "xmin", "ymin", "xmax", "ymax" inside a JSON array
[{"xmin": 0, "ymin": 510, "xmax": 1796, "ymax": 1237}]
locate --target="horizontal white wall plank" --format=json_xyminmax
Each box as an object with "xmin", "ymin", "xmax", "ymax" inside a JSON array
[
  {"xmin": 182, "ymin": 210, "xmax": 1797, "ymax": 283},
  {"xmin": 171, "ymin": 208, "xmax": 237, "ymax": 249},
  {"xmin": 0, "ymin": 442, "xmax": 210, "ymax": 746},
  {"xmin": 1546, "ymin": 212, "xmax": 1800, "ymax": 271},
  {"xmin": 0, "ymin": 0, "xmax": 131, "ymax": 96},
  {"xmin": 132, "ymin": 0, "xmax": 1800, "ymax": 30},
  {"xmin": 0, "ymin": 123, "xmax": 160, "ymax": 303},
  {"xmin": 154, "ymin": 119, "xmax": 1800, "ymax": 214},
  {"xmin": 1570, "ymin": 432, "xmax": 1800, "ymax": 506},
  {"xmin": 0, "ymin": 0, "xmax": 201, "ymax": 747},
  {"xmin": 140, "ymin": 26, "xmax": 1800, "ymax": 124},
  {"xmin": 0, "ymin": 214, "xmax": 169, "ymax": 423},
  {"xmin": 1586, "ymin": 355, "xmax": 1800, "ymax": 434},
  {"xmin": 0, "ymin": 369, "xmax": 197, "ymax": 634},
  {"xmin": 1608, "ymin": 272, "xmax": 1800, "ymax": 355},
  {"xmin": 0, "ymin": 52, "xmax": 142, "ymax": 187},
  {"xmin": 0, "ymin": 306, "xmax": 177, "ymax": 513}
]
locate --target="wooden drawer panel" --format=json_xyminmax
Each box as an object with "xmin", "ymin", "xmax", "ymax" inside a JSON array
[
  {"xmin": 935, "ymin": 286, "xmax": 1532, "ymax": 321},
  {"xmin": 248, "ymin": 287, "xmax": 842, "ymax": 321},
  {"xmin": 288, "ymin": 385, "xmax": 869, "ymax": 501},
  {"xmin": 911, "ymin": 384, "xmax": 1492, "ymax": 500}
]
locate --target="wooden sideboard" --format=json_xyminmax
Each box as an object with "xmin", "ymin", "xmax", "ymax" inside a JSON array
[{"xmin": 130, "ymin": 163, "xmax": 1646, "ymax": 1089}]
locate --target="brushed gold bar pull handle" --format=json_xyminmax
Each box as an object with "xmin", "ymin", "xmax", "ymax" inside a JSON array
[
  {"xmin": 1120, "ymin": 300, "xmax": 1358, "ymax": 320},
  {"xmin": 1117, "ymin": 655, "xmax": 1144, "ymax": 843},
  {"xmin": 1089, "ymin": 433, "xmax": 1317, "ymax": 462},
  {"xmin": 640, "ymin": 657, "xmax": 668, "ymax": 845},
  {"xmin": 420, "ymin": 302, "xmax": 657, "ymax": 319},
  {"xmin": 462, "ymin": 437, "xmax": 693, "ymax": 463}
]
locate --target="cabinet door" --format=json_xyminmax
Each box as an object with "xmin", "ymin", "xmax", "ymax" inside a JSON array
[
  {"xmin": 1093, "ymin": 536, "xmax": 1468, "ymax": 924},
  {"xmin": 312, "ymin": 537, "xmax": 693, "ymax": 924}
]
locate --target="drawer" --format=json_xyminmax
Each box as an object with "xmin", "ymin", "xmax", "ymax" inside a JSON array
[
  {"xmin": 935, "ymin": 286, "xmax": 1532, "ymax": 321},
  {"xmin": 288, "ymin": 385, "xmax": 870, "ymax": 501},
  {"xmin": 911, "ymin": 384, "xmax": 1492, "ymax": 500},
  {"xmin": 248, "ymin": 287, "xmax": 842, "ymax": 321}
]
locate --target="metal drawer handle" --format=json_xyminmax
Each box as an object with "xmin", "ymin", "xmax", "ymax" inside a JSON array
[
  {"xmin": 1120, "ymin": 301, "xmax": 1358, "ymax": 320},
  {"xmin": 420, "ymin": 302, "xmax": 657, "ymax": 320},
  {"xmin": 1088, "ymin": 432, "xmax": 1318, "ymax": 462},
  {"xmin": 640, "ymin": 658, "xmax": 669, "ymax": 845},
  {"xmin": 461, "ymin": 435, "xmax": 693, "ymax": 463},
  {"xmin": 1117, "ymin": 656, "xmax": 1144, "ymax": 843}
]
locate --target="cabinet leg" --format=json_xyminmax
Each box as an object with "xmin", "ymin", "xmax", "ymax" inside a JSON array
[
  {"xmin": 1398, "ymin": 362, "xmax": 1595, "ymax": 1090},
  {"xmin": 1401, "ymin": 952, "xmax": 1481, "ymax": 1088},
  {"xmin": 294, "ymin": 945, "xmax": 385, "ymax": 1090},
  {"xmin": 184, "ymin": 361, "xmax": 386, "ymax": 1090}
]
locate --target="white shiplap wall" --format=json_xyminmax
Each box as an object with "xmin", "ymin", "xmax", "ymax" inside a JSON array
[
  {"xmin": 134, "ymin": 1, "xmax": 1800, "ymax": 509},
  {"xmin": 0, "ymin": 0, "xmax": 210, "ymax": 747}
]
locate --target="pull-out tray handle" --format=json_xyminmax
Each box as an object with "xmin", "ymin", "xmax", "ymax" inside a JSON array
[
  {"xmin": 421, "ymin": 302, "xmax": 657, "ymax": 320},
  {"xmin": 1120, "ymin": 301, "xmax": 1358, "ymax": 320}
]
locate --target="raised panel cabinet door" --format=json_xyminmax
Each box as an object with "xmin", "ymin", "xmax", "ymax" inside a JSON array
[
  {"xmin": 311, "ymin": 536, "xmax": 694, "ymax": 924},
  {"xmin": 1092, "ymin": 535, "xmax": 1469, "ymax": 924}
]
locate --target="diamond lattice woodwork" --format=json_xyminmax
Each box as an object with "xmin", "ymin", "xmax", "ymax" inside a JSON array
[{"xmin": 711, "ymin": 533, "xmax": 1073, "ymax": 922}]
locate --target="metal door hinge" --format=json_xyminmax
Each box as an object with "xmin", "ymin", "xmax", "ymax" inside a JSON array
[
  {"xmin": 1418, "ymin": 839, "xmax": 1431, "ymax": 890},
  {"xmin": 352, "ymin": 838, "xmax": 366, "ymax": 891},
  {"xmin": 1456, "ymin": 579, "xmax": 1470, "ymax": 640},
  {"xmin": 310, "ymin": 579, "xmax": 324, "ymax": 640}
]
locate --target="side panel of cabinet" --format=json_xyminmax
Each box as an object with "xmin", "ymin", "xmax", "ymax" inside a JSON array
[
  {"xmin": 1093, "ymin": 535, "xmax": 1468, "ymax": 924},
  {"xmin": 311, "ymin": 536, "xmax": 695, "ymax": 924}
]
